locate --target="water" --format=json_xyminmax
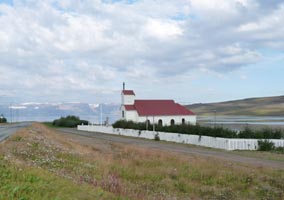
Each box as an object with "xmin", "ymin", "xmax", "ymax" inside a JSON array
[
  {"xmin": 198, "ymin": 115, "xmax": 284, "ymax": 131},
  {"xmin": 206, "ymin": 121, "xmax": 284, "ymax": 125}
]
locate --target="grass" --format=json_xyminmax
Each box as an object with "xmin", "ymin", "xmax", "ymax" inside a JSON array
[
  {"xmin": 231, "ymin": 149, "xmax": 284, "ymax": 162},
  {"xmin": 42, "ymin": 122, "xmax": 60, "ymax": 128},
  {"xmin": 1, "ymin": 123, "xmax": 284, "ymax": 199},
  {"xmin": 0, "ymin": 157, "xmax": 114, "ymax": 200}
]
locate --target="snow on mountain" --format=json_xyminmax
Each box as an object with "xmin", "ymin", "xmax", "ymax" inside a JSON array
[{"xmin": 0, "ymin": 102, "xmax": 120, "ymax": 123}]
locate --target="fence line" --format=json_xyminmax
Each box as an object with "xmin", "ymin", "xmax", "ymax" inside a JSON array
[{"xmin": 77, "ymin": 125, "xmax": 284, "ymax": 151}]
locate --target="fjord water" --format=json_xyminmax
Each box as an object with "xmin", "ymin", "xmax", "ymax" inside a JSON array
[{"xmin": 198, "ymin": 116, "xmax": 284, "ymax": 131}]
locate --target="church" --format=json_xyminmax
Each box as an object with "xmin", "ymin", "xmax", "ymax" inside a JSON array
[{"xmin": 121, "ymin": 86, "xmax": 196, "ymax": 126}]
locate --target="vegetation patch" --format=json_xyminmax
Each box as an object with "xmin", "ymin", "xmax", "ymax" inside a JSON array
[
  {"xmin": 113, "ymin": 120, "xmax": 284, "ymax": 139},
  {"xmin": 0, "ymin": 114, "xmax": 7, "ymax": 123},
  {"xmin": 0, "ymin": 156, "xmax": 113, "ymax": 200},
  {"xmin": 52, "ymin": 115, "xmax": 88, "ymax": 128},
  {"xmin": 257, "ymin": 140, "xmax": 284, "ymax": 154}
]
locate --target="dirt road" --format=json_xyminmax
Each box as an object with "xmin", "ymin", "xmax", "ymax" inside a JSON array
[{"xmin": 58, "ymin": 128, "xmax": 284, "ymax": 169}]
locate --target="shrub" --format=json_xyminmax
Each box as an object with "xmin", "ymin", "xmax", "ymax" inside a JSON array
[
  {"xmin": 257, "ymin": 140, "xmax": 275, "ymax": 151},
  {"xmin": 0, "ymin": 115, "xmax": 7, "ymax": 123},
  {"xmin": 112, "ymin": 120, "xmax": 284, "ymax": 139},
  {"xmin": 239, "ymin": 127, "xmax": 284, "ymax": 139},
  {"xmin": 113, "ymin": 120, "xmax": 238, "ymax": 138},
  {"xmin": 275, "ymin": 147, "xmax": 284, "ymax": 154},
  {"xmin": 52, "ymin": 116, "xmax": 89, "ymax": 128},
  {"xmin": 154, "ymin": 133, "xmax": 160, "ymax": 141}
]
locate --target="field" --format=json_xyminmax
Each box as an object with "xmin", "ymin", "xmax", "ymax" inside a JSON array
[{"xmin": 0, "ymin": 123, "xmax": 284, "ymax": 199}]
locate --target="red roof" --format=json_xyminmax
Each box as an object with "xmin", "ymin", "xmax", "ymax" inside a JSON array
[
  {"xmin": 124, "ymin": 105, "xmax": 136, "ymax": 110},
  {"xmin": 122, "ymin": 90, "xmax": 135, "ymax": 95},
  {"xmin": 124, "ymin": 100, "xmax": 195, "ymax": 116}
]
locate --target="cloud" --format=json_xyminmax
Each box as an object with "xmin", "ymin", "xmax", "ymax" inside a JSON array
[
  {"xmin": 0, "ymin": 0, "xmax": 283, "ymax": 102},
  {"xmin": 143, "ymin": 19, "xmax": 183, "ymax": 40}
]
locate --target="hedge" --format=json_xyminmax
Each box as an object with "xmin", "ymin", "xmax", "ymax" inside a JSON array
[
  {"xmin": 52, "ymin": 116, "xmax": 88, "ymax": 128},
  {"xmin": 112, "ymin": 120, "xmax": 284, "ymax": 139}
]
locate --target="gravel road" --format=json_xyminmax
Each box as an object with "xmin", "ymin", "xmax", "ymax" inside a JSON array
[
  {"xmin": 0, "ymin": 122, "xmax": 32, "ymax": 142},
  {"xmin": 58, "ymin": 128, "xmax": 284, "ymax": 169}
]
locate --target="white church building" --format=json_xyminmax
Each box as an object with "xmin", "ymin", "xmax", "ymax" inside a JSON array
[{"xmin": 121, "ymin": 88, "xmax": 196, "ymax": 126}]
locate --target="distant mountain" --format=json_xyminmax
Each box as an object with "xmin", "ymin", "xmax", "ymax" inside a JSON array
[
  {"xmin": 0, "ymin": 102, "xmax": 120, "ymax": 123},
  {"xmin": 186, "ymin": 95, "xmax": 284, "ymax": 116}
]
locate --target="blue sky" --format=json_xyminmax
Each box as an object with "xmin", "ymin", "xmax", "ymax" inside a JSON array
[{"xmin": 0, "ymin": 0, "xmax": 283, "ymax": 105}]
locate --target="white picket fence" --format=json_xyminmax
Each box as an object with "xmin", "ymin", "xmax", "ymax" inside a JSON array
[{"xmin": 77, "ymin": 125, "xmax": 284, "ymax": 151}]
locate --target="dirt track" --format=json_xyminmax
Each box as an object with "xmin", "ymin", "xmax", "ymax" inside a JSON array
[{"xmin": 57, "ymin": 128, "xmax": 284, "ymax": 169}]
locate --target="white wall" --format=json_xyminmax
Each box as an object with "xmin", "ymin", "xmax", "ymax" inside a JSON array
[
  {"xmin": 125, "ymin": 110, "xmax": 138, "ymax": 121},
  {"xmin": 122, "ymin": 112, "xmax": 196, "ymax": 126},
  {"xmin": 78, "ymin": 125, "xmax": 284, "ymax": 151},
  {"xmin": 136, "ymin": 115, "xmax": 196, "ymax": 126},
  {"xmin": 122, "ymin": 94, "xmax": 135, "ymax": 105},
  {"xmin": 121, "ymin": 106, "xmax": 138, "ymax": 121}
]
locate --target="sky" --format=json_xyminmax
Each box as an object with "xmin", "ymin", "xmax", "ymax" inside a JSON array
[{"xmin": 0, "ymin": 0, "xmax": 284, "ymax": 105}]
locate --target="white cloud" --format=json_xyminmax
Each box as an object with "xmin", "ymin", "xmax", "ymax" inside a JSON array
[
  {"xmin": 143, "ymin": 19, "xmax": 183, "ymax": 40},
  {"xmin": 0, "ymin": 0, "xmax": 283, "ymax": 103}
]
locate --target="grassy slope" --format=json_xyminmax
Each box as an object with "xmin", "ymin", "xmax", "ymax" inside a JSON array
[
  {"xmin": 0, "ymin": 123, "xmax": 284, "ymax": 199},
  {"xmin": 186, "ymin": 95, "xmax": 284, "ymax": 116},
  {"xmin": 0, "ymin": 159, "xmax": 112, "ymax": 200}
]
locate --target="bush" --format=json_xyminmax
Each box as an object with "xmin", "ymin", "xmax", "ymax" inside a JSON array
[
  {"xmin": 154, "ymin": 133, "xmax": 160, "ymax": 141},
  {"xmin": 52, "ymin": 116, "xmax": 88, "ymax": 128},
  {"xmin": 113, "ymin": 120, "xmax": 238, "ymax": 138},
  {"xmin": 112, "ymin": 120, "xmax": 284, "ymax": 139},
  {"xmin": 275, "ymin": 147, "xmax": 284, "ymax": 154},
  {"xmin": 257, "ymin": 140, "xmax": 275, "ymax": 151},
  {"xmin": 239, "ymin": 127, "xmax": 284, "ymax": 139},
  {"xmin": 0, "ymin": 115, "xmax": 7, "ymax": 123}
]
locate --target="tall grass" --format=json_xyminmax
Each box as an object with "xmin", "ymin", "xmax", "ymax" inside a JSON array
[{"xmin": 0, "ymin": 156, "xmax": 113, "ymax": 200}]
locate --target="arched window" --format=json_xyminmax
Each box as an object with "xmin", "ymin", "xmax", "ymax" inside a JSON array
[
  {"xmin": 158, "ymin": 119, "xmax": 163, "ymax": 126},
  {"xmin": 182, "ymin": 118, "xmax": 185, "ymax": 125},
  {"xmin": 146, "ymin": 120, "xmax": 151, "ymax": 125},
  {"xmin": 145, "ymin": 119, "xmax": 151, "ymax": 130},
  {"xmin": 170, "ymin": 119, "xmax": 175, "ymax": 126}
]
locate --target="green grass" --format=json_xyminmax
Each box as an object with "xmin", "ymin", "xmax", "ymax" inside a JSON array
[
  {"xmin": 0, "ymin": 156, "xmax": 115, "ymax": 200},
  {"xmin": 231, "ymin": 150, "xmax": 284, "ymax": 162},
  {"xmin": 42, "ymin": 122, "xmax": 59, "ymax": 128}
]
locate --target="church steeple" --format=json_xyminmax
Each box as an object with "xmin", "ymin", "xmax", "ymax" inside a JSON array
[{"xmin": 121, "ymin": 83, "xmax": 135, "ymax": 105}]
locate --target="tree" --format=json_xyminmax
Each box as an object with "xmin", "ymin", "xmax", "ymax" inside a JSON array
[{"xmin": 0, "ymin": 114, "xmax": 7, "ymax": 123}]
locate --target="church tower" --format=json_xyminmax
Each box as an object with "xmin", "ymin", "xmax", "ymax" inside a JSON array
[{"xmin": 121, "ymin": 82, "xmax": 135, "ymax": 106}]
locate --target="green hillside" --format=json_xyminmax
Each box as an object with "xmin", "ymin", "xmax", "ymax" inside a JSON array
[{"xmin": 186, "ymin": 95, "xmax": 284, "ymax": 116}]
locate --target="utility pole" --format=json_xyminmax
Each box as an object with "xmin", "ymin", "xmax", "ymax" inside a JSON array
[
  {"xmin": 146, "ymin": 116, "xmax": 148, "ymax": 130},
  {"xmin": 10, "ymin": 102, "xmax": 12, "ymax": 123},
  {"xmin": 153, "ymin": 116, "xmax": 155, "ymax": 132},
  {"xmin": 100, "ymin": 104, "xmax": 103, "ymax": 126},
  {"xmin": 214, "ymin": 110, "xmax": 217, "ymax": 128}
]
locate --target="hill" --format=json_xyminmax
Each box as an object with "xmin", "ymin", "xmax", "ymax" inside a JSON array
[{"xmin": 186, "ymin": 95, "xmax": 284, "ymax": 116}]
